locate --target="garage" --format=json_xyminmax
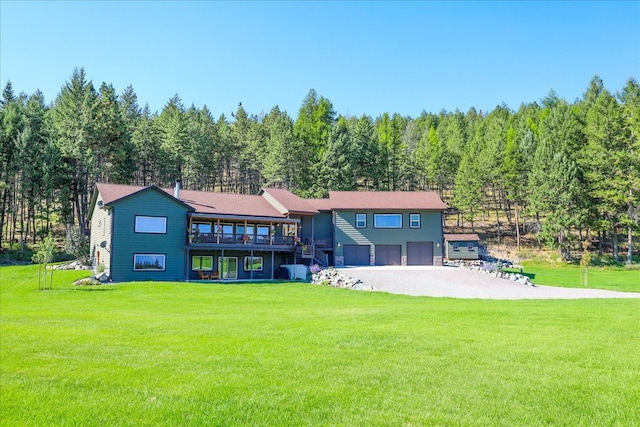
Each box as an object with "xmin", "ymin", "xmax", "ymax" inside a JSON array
[
  {"xmin": 407, "ymin": 241, "xmax": 434, "ymax": 265},
  {"xmin": 375, "ymin": 245, "xmax": 402, "ymax": 266},
  {"xmin": 343, "ymin": 244, "xmax": 370, "ymax": 265}
]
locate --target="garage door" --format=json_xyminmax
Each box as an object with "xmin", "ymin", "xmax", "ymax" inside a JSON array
[
  {"xmin": 375, "ymin": 245, "xmax": 402, "ymax": 266},
  {"xmin": 343, "ymin": 245, "xmax": 370, "ymax": 265},
  {"xmin": 407, "ymin": 241, "xmax": 433, "ymax": 265}
]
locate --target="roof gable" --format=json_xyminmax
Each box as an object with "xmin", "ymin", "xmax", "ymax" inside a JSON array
[
  {"xmin": 260, "ymin": 188, "xmax": 319, "ymax": 215},
  {"xmin": 94, "ymin": 183, "xmax": 195, "ymax": 211}
]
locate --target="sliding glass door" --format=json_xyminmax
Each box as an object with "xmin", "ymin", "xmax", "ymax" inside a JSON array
[{"xmin": 218, "ymin": 257, "xmax": 238, "ymax": 279}]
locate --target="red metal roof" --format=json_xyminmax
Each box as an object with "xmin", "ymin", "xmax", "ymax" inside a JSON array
[
  {"xmin": 328, "ymin": 191, "xmax": 447, "ymax": 210},
  {"xmin": 306, "ymin": 198, "xmax": 333, "ymax": 211},
  {"xmin": 444, "ymin": 233, "xmax": 481, "ymax": 242},
  {"xmin": 172, "ymin": 189, "xmax": 285, "ymax": 217},
  {"xmin": 96, "ymin": 183, "xmax": 149, "ymax": 205},
  {"xmin": 95, "ymin": 183, "xmax": 285, "ymax": 217},
  {"xmin": 95, "ymin": 184, "xmax": 447, "ymax": 217}
]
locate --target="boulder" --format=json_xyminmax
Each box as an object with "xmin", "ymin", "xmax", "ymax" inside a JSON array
[
  {"xmin": 95, "ymin": 272, "xmax": 109, "ymax": 283},
  {"xmin": 311, "ymin": 268, "xmax": 374, "ymax": 291}
]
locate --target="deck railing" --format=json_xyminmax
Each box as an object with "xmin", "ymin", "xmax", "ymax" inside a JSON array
[{"xmin": 189, "ymin": 232, "xmax": 297, "ymax": 246}]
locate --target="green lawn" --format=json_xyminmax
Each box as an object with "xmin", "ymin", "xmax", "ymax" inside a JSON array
[
  {"xmin": 505, "ymin": 262, "xmax": 640, "ymax": 292},
  {"xmin": 1, "ymin": 265, "xmax": 639, "ymax": 426}
]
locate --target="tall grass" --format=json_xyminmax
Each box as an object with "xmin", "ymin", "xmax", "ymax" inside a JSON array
[{"xmin": 1, "ymin": 265, "xmax": 639, "ymax": 426}]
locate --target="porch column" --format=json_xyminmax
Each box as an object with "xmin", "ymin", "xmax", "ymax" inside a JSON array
[
  {"xmin": 221, "ymin": 248, "xmax": 225, "ymax": 280},
  {"xmin": 271, "ymin": 251, "xmax": 275, "ymax": 280},
  {"xmin": 216, "ymin": 219, "xmax": 221, "ymax": 244},
  {"xmin": 311, "ymin": 216, "xmax": 315, "ymax": 256}
]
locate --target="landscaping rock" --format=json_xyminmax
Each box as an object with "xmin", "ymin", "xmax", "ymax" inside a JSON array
[
  {"xmin": 48, "ymin": 260, "xmax": 91, "ymax": 270},
  {"xmin": 310, "ymin": 267, "xmax": 375, "ymax": 291},
  {"xmin": 73, "ymin": 277, "xmax": 102, "ymax": 286},
  {"xmin": 95, "ymin": 272, "xmax": 109, "ymax": 283},
  {"xmin": 446, "ymin": 259, "xmax": 535, "ymax": 287},
  {"xmin": 73, "ymin": 271, "xmax": 110, "ymax": 286}
]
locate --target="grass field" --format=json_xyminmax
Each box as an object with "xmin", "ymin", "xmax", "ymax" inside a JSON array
[
  {"xmin": 505, "ymin": 262, "xmax": 640, "ymax": 292},
  {"xmin": 1, "ymin": 265, "xmax": 639, "ymax": 426}
]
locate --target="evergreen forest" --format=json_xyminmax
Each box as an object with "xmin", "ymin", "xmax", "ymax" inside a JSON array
[{"xmin": 1, "ymin": 68, "xmax": 638, "ymax": 262}]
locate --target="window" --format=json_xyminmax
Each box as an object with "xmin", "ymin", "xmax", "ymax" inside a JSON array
[
  {"xmin": 191, "ymin": 222, "xmax": 211, "ymax": 242},
  {"xmin": 135, "ymin": 216, "xmax": 166, "ymax": 234},
  {"xmin": 133, "ymin": 254, "xmax": 166, "ymax": 271},
  {"xmin": 468, "ymin": 242, "xmax": 475, "ymax": 251},
  {"xmin": 282, "ymin": 223, "xmax": 297, "ymax": 237},
  {"xmin": 355, "ymin": 213, "xmax": 367, "ymax": 228},
  {"xmin": 374, "ymin": 214, "xmax": 402, "ymax": 228},
  {"xmin": 410, "ymin": 213, "xmax": 421, "ymax": 228},
  {"xmin": 191, "ymin": 222, "xmax": 211, "ymax": 234},
  {"xmin": 452, "ymin": 242, "xmax": 459, "ymax": 251},
  {"xmin": 244, "ymin": 256, "xmax": 263, "ymax": 271},
  {"xmin": 192, "ymin": 255, "xmax": 213, "ymax": 271},
  {"xmin": 236, "ymin": 224, "xmax": 255, "ymax": 243},
  {"xmin": 218, "ymin": 223, "xmax": 234, "ymax": 242},
  {"xmin": 256, "ymin": 225, "xmax": 270, "ymax": 244}
]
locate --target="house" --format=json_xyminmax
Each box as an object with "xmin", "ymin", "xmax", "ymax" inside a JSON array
[
  {"xmin": 88, "ymin": 182, "xmax": 448, "ymax": 282},
  {"xmin": 443, "ymin": 233, "xmax": 481, "ymax": 260},
  {"xmin": 311, "ymin": 191, "xmax": 447, "ymax": 266}
]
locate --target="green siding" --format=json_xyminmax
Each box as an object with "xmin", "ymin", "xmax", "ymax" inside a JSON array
[
  {"xmin": 312, "ymin": 212, "xmax": 333, "ymax": 242},
  {"xmin": 445, "ymin": 240, "xmax": 480, "ymax": 260},
  {"xmin": 110, "ymin": 189, "xmax": 190, "ymax": 282},
  {"xmin": 334, "ymin": 210, "xmax": 443, "ymax": 265}
]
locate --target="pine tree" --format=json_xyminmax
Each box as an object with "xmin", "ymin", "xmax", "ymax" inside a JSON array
[
  {"xmin": 617, "ymin": 78, "xmax": 640, "ymax": 264},
  {"xmin": 49, "ymin": 68, "xmax": 99, "ymax": 234},
  {"xmin": 293, "ymin": 89, "xmax": 335, "ymax": 196}
]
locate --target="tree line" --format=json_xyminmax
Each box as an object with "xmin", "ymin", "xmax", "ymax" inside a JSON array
[{"xmin": 1, "ymin": 68, "xmax": 638, "ymax": 262}]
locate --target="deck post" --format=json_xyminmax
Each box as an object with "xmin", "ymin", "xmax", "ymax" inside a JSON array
[{"xmin": 221, "ymin": 248, "xmax": 225, "ymax": 280}]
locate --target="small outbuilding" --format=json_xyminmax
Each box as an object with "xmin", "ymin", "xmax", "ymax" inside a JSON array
[{"xmin": 444, "ymin": 233, "xmax": 481, "ymax": 260}]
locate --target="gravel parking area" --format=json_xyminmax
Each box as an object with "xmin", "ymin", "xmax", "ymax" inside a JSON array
[{"xmin": 339, "ymin": 266, "xmax": 640, "ymax": 300}]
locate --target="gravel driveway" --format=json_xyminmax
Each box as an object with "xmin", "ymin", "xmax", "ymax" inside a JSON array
[{"xmin": 339, "ymin": 266, "xmax": 640, "ymax": 300}]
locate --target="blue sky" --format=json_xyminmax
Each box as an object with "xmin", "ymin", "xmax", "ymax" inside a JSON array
[{"xmin": 1, "ymin": 1, "xmax": 638, "ymax": 118}]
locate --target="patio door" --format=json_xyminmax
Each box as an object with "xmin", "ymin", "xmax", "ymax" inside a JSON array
[{"xmin": 218, "ymin": 257, "xmax": 238, "ymax": 279}]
